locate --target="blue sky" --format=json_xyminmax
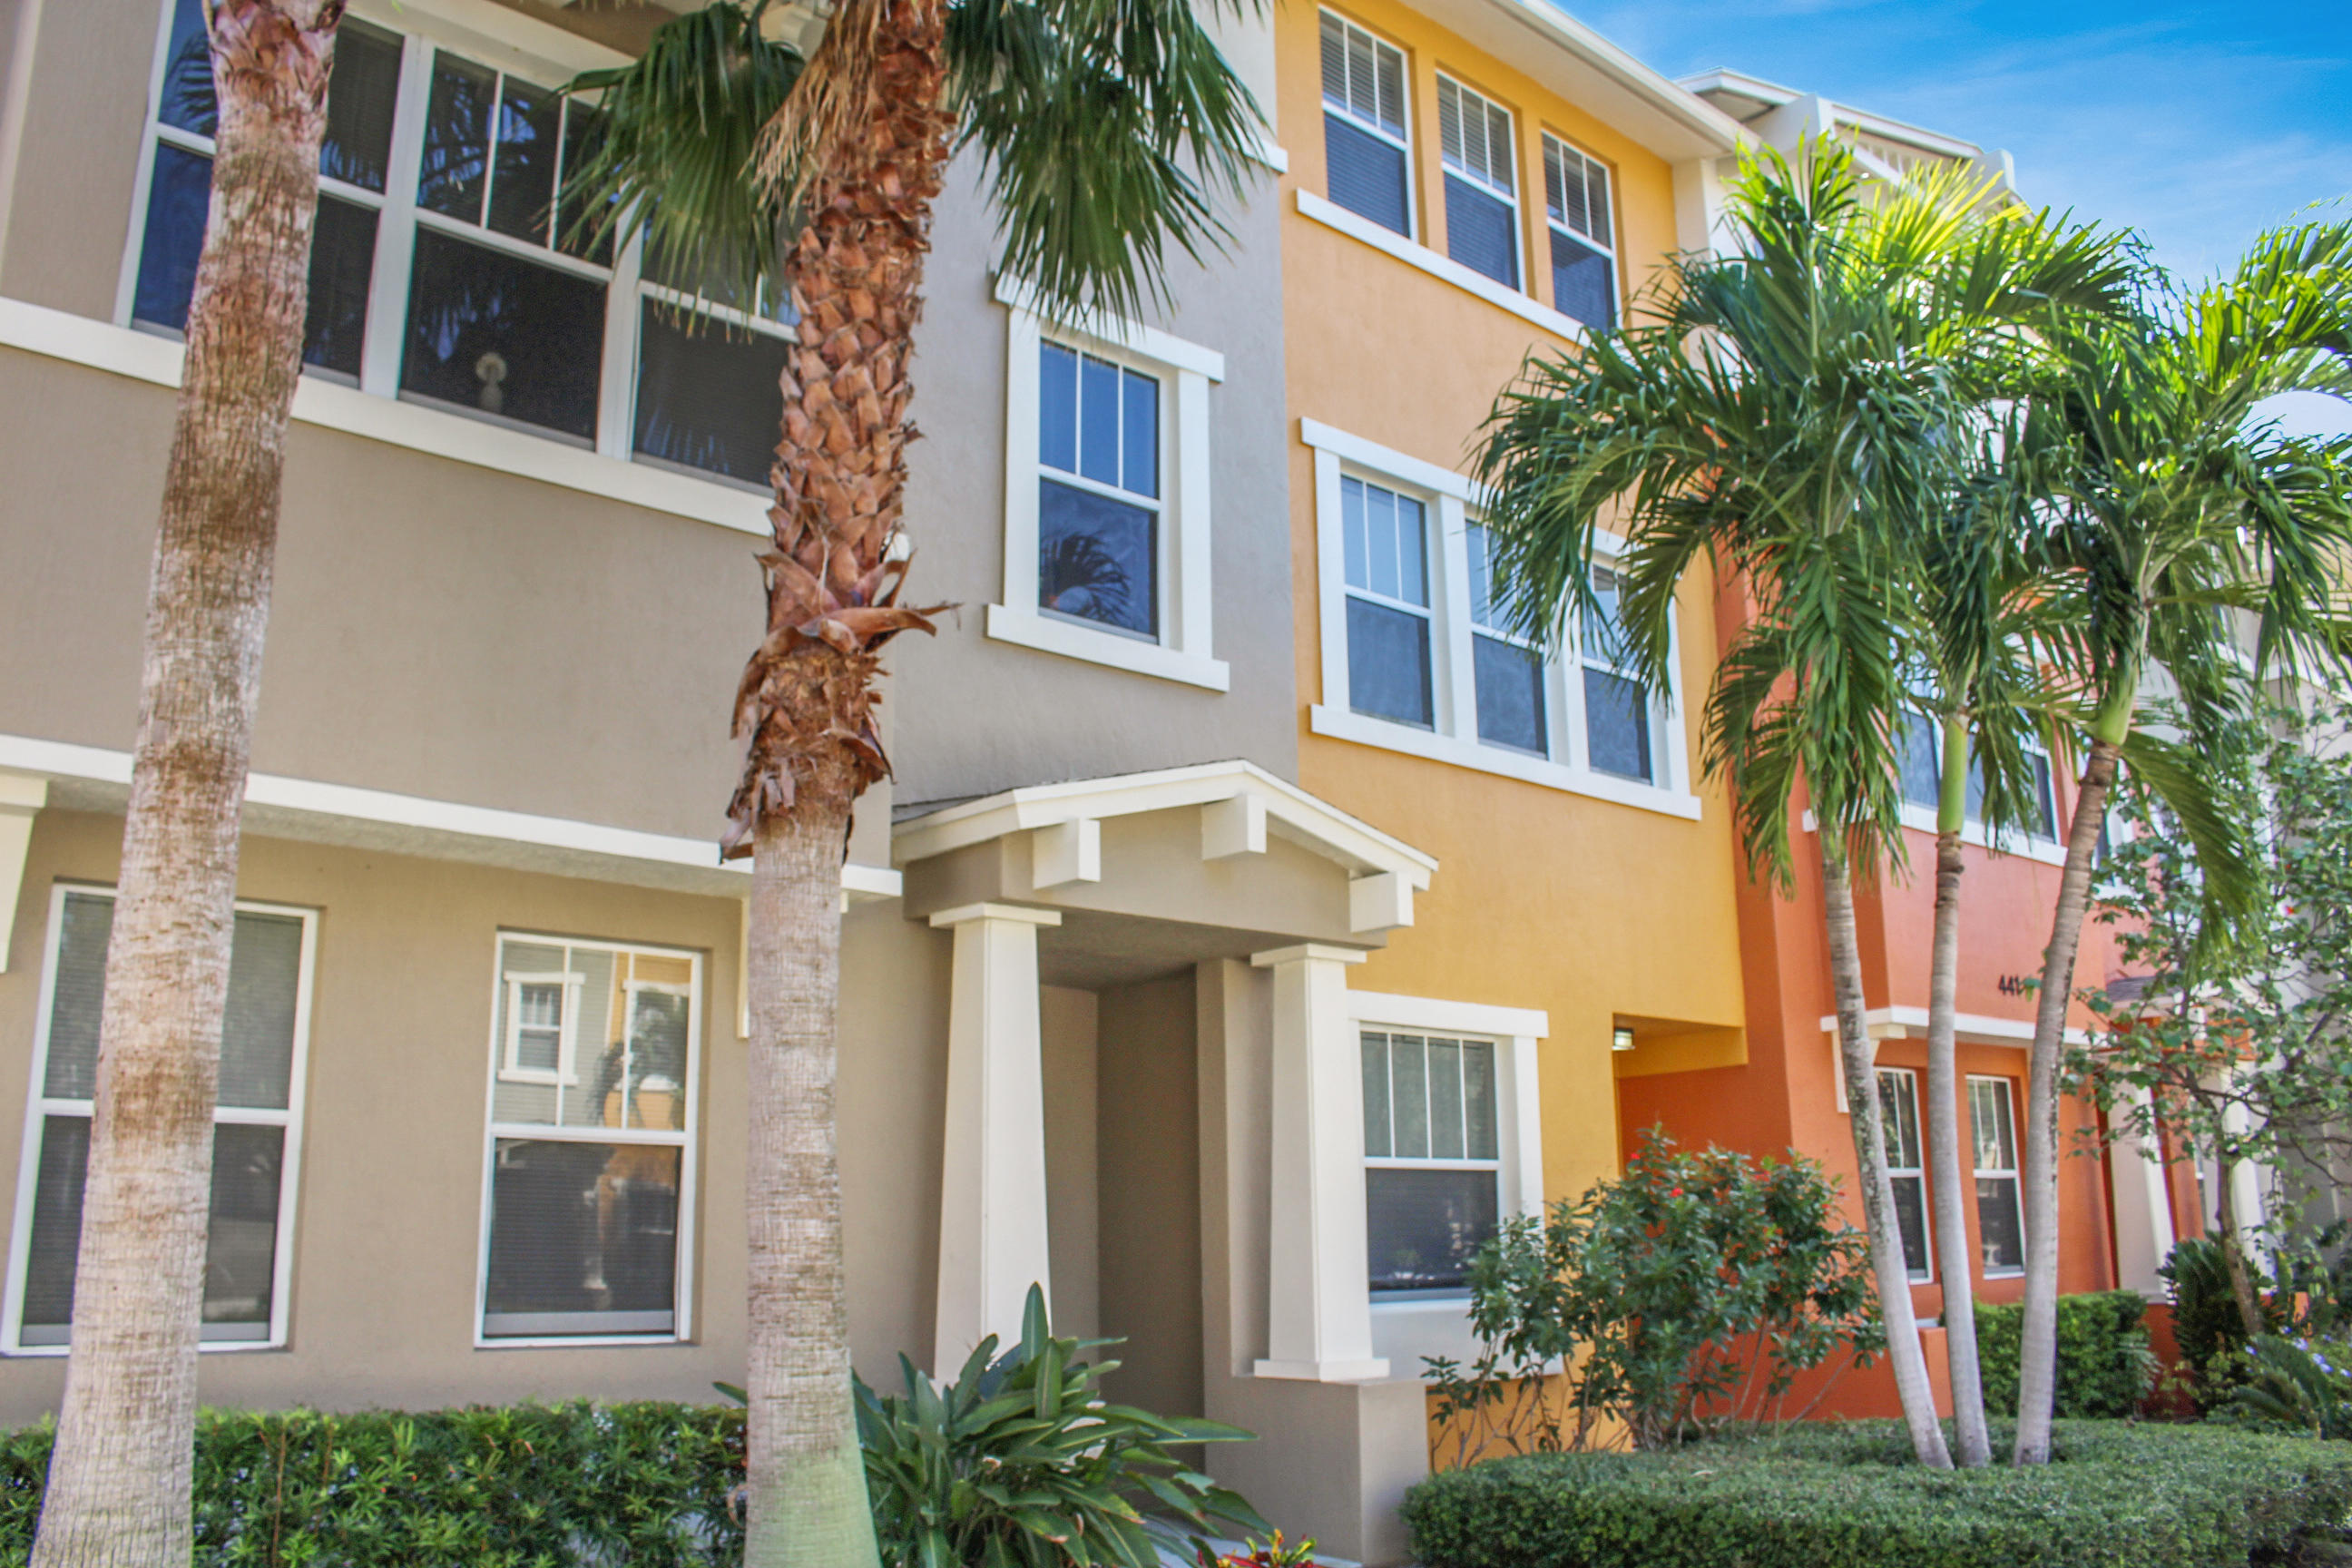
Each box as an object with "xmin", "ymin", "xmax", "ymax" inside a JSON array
[{"xmin": 1565, "ymin": 0, "xmax": 2352, "ymax": 434}]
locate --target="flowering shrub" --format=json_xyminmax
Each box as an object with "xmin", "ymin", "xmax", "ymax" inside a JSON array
[
  {"xmin": 2230, "ymin": 1334, "xmax": 2352, "ymax": 1439},
  {"xmin": 1198, "ymin": 1531, "xmax": 1320, "ymax": 1568}
]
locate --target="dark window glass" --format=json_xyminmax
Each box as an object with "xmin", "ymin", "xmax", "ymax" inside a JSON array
[
  {"xmin": 320, "ymin": 20, "xmax": 401, "ymax": 192},
  {"xmin": 1079, "ymin": 353, "xmax": 1120, "ymax": 486},
  {"xmin": 402, "ymin": 228, "xmax": 604, "ymax": 440},
  {"xmin": 557, "ymin": 104, "xmax": 614, "ymax": 265},
  {"xmin": 158, "ymin": 0, "xmax": 216, "ymax": 136},
  {"xmin": 483, "ymin": 1139, "xmax": 681, "ymax": 1337},
  {"xmin": 1367, "ymin": 1168, "xmax": 1498, "ymax": 1293},
  {"xmin": 418, "ymin": 54, "xmax": 495, "ymax": 221},
  {"xmin": 2031, "ymin": 751, "xmax": 2057, "ymax": 838},
  {"xmin": 1584, "ymin": 665, "xmax": 1651, "ymax": 780},
  {"xmin": 132, "ymin": 148, "xmax": 377, "ymax": 377},
  {"xmin": 1122, "ymin": 369, "xmax": 1158, "ymax": 497},
  {"xmin": 1474, "ymin": 633, "xmax": 1546, "ymax": 754},
  {"xmin": 1550, "ymin": 229, "xmax": 1614, "ymax": 330},
  {"xmin": 1898, "ymin": 711, "xmax": 1942, "ymax": 809},
  {"xmin": 1976, "ymin": 1177, "xmax": 2025, "ymax": 1271},
  {"xmin": 1445, "ymin": 176, "xmax": 1518, "ymax": 289},
  {"xmin": 1039, "ymin": 343, "xmax": 1079, "ymax": 472},
  {"xmin": 1891, "ymin": 1174, "xmax": 1930, "ymax": 1279},
  {"xmin": 1325, "ymin": 114, "xmax": 1409, "ymax": 237},
  {"xmin": 1360, "ymin": 1035, "xmax": 1393, "ymax": 1158},
  {"xmin": 487, "ymin": 79, "xmax": 562, "ymax": 245},
  {"xmin": 1039, "ymin": 481, "xmax": 1156, "ymax": 637},
  {"xmin": 634, "ymin": 306, "xmax": 789, "ymax": 484},
  {"xmin": 1348, "ymin": 597, "xmax": 1433, "ymax": 728}
]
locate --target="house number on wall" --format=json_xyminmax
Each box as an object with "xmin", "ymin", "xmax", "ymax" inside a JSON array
[{"xmin": 1996, "ymin": 974, "xmax": 2035, "ymax": 996}]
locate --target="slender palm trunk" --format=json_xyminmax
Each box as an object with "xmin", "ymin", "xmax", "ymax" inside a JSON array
[
  {"xmin": 1927, "ymin": 719, "xmax": 1991, "ymax": 1465},
  {"xmin": 30, "ymin": 7, "xmax": 336, "ymax": 1564},
  {"xmin": 731, "ymin": 1, "xmax": 950, "ymax": 1562},
  {"xmin": 1822, "ymin": 837, "xmax": 1954, "ymax": 1470},
  {"xmin": 2013, "ymin": 731, "xmax": 2122, "ymax": 1466}
]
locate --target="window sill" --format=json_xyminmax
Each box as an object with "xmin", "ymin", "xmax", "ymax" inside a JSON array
[
  {"xmin": 0, "ymin": 296, "xmax": 773, "ymax": 538},
  {"xmin": 1295, "ymin": 188, "xmax": 1590, "ymax": 345},
  {"xmin": 986, "ymin": 604, "xmax": 1230, "ymax": 691},
  {"xmin": 1309, "ymin": 704, "xmax": 1700, "ymax": 819},
  {"xmin": 1896, "ymin": 801, "xmax": 2069, "ymax": 867}
]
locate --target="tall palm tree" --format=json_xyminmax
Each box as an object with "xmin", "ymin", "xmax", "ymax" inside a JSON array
[
  {"xmin": 2004, "ymin": 219, "xmax": 2352, "ymax": 1466},
  {"xmin": 1474, "ymin": 145, "xmax": 2129, "ymax": 1469},
  {"xmin": 28, "ymin": 5, "xmax": 346, "ymax": 1566},
  {"xmin": 560, "ymin": 2, "xmax": 1264, "ymax": 1561}
]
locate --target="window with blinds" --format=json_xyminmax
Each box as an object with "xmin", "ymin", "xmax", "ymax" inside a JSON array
[
  {"xmin": 6, "ymin": 887, "xmax": 313, "ymax": 1351},
  {"xmin": 1876, "ymin": 1067, "xmax": 1932, "ymax": 1282},
  {"xmin": 479, "ymin": 934, "xmax": 701, "ymax": 1342},
  {"xmin": 1342, "ymin": 475, "xmax": 1436, "ymax": 729},
  {"xmin": 1361, "ymin": 1030, "xmax": 1501, "ymax": 1294},
  {"xmin": 1319, "ymin": 11, "xmax": 1411, "ymax": 237},
  {"xmin": 1543, "ymin": 133, "xmax": 1617, "ymax": 330},
  {"xmin": 1467, "ymin": 522, "xmax": 1549, "ymax": 756},
  {"xmin": 1969, "ymin": 1076, "xmax": 2025, "ymax": 1276},
  {"xmin": 1581, "ymin": 568, "xmax": 1653, "ymax": 781},
  {"xmin": 1436, "ymin": 77, "xmax": 1519, "ymax": 289}
]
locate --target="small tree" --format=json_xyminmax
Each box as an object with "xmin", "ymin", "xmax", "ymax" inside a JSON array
[
  {"xmin": 2071, "ymin": 701, "xmax": 2352, "ymax": 1342},
  {"xmin": 1424, "ymin": 1132, "xmax": 1879, "ymax": 1465}
]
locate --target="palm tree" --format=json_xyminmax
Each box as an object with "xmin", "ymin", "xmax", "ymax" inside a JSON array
[
  {"xmin": 1474, "ymin": 145, "xmax": 2130, "ymax": 1468},
  {"xmin": 28, "ymin": 5, "xmax": 345, "ymax": 1566},
  {"xmin": 2003, "ymin": 219, "xmax": 2352, "ymax": 1466},
  {"xmin": 559, "ymin": 2, "xmax": 1263, "ymax": 1560}
]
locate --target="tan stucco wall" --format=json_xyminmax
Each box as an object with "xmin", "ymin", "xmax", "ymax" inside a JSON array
[
  {"xmin": 1041, "ymin": 984, "xmax": 1100, "ymax": 1343},
  {"xmin": 0, "ymin": 808, "xmax": 955, "ymax": 1419},
  {"xmin": 1095, "ymin": 974, "xmax": 1202, "ymax": 1419}
]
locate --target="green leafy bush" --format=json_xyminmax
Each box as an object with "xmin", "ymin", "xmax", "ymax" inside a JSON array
[
  {"xmin": 0, "ymin": 1402, "xmax": 744, "ymax": 1566},
  {"xmin": 1401, "ymin": 1419, "xmax": 2352, "ymax": 1568},
  {"xmin": 1973, "ymin": 1290, "xmax": 2160, "ymax": 1417},
  {"xmin": 2165, "ymin": 1236, "xmax": 2291, "ymax": 1412},
  {"xmin": 2230, "ymin": 1335, "xmax": 2352, "ymax": 1439},
  {"xmin": 857, "ymin": 1286, "xmax": 1265, "ymax": 1568}
]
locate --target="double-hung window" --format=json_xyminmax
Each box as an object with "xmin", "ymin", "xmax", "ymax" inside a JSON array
[
  {"xmin": 1319, "ymin": 11, "xmax": 1411, "ymax": 238},
  {"xmin": 1581, "ymin": 569, "xmax": 1654, "ymax": 783},
  {"xmin": 1968, "ymin": 1075, "xmax": 2025, "ymax": 1276},
  {"xmin": 1543, "ymin": 133, "xmax": 1616, "ymax": 330},
  {"xmin": 1876, "ymin": 1066, "xmax": 1932, "ymax": 1282},
  {"xmin": 5, "ymin": 887, "xmax": 315, "ymax": 1353},
  {"xmin": 1036, "ymin": 340, "xmax": 1161, "ymax": 640},
  {"xmin": 1342, "ymin": 475, "xmax": 1436, "ymax": 729},
  {"xmin": 1466, "ymin": 523, "xmax": 1546, "ymax": 755},
  {"xmin": 1895, "ymin": 710, "xmax": 2062, "ymax": 847},
  {"xmin": 1360, "ymin": 1030, "xmax": 1501, "ymax": 1295},
  {"xmin": 1436, "ymin": 77, "xmax": 1519, "ymax": 289},
  {"xmin": 479, "ymin": 934, "xmax": 700, "ymax": 1343},
  {"xmin": 127, "ymin": 0, "xmax": 794, "ymax": 487}
]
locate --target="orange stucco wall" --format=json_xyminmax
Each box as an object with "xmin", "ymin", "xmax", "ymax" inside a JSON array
[{"xmin": 1275, "ymin": 0, "xmax": 1745, "ymax": 1216}]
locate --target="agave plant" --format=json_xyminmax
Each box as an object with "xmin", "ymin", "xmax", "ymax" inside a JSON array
[{"xmin": 857, "ymin": 1287, "xmax": 1268, "ymax": 1568}]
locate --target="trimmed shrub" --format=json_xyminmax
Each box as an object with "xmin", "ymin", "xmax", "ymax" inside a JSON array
[
  {"xmin": 1975, "ymin": 1290, "xmax": 2160, "ymax": 1417},
  {"xmin": 0, "ymin": 1403, "xmax": 745, "ymax": 1566},
  {"xmin": 1401, "ymin": 1419, "xmax": 2352, "ymax": 1568}
]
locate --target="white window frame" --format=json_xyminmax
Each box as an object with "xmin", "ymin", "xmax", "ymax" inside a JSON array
[
  {"xmin": 1435, "ymin": 74, "xmax": 1522, "ymax": 288},
  {"xmin": 1968, "ymin": 1073, "xmax": 2026, "ymax": 1279},
  {"xmin": 1348, "ymin": 990, "xmax": 1544, "ymax": 1380},
  {"xmin": 1540, "ymin": 131, "xmax": 1619, "ymax": 325},
  {"xmin": 3, "ymin": 884, "xmax": 318, "ymax": 1356},
  {"xmin": 989, "ymin": 275, "xmax": 1227, "ymax": 691},
  {"xmin": 1303, "ymin": 418, "xmax": 1698, "ymax": 818},
  {"xmin": 475, "ymin": 931, "xmax": 702, "ymax": 1348},
  {"xmin": 1465, "ymin": 521, "xmax": 1553, "ymax": 758},
  {"xmin": 1892, "ymin": 718, "xmax": 2069, "ymax": 867},
  {"xmin": 115, "ymin": 0, "xmax": 795, "ymax": 494},
  {"xmin": 1318, "ymin": 9, "xmax": 1415, "ymax": 240},
  {"xmin": 1577, "ymin": 564, "xmax": 1671, "ymax": 788},
  {"xmin": 1875, "ymin": 1065, "xmax": 1933, "ymax": 1285}
]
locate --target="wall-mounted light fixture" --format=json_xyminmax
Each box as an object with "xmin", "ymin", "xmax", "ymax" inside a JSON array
[{"xmin": 1611, "ymin": 1026, "xmax": 1636, "ymax": 1053}]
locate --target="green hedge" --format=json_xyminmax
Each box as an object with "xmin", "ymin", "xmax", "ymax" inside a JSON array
[
  {"xmin": 1401, "ymin": 1420, "xmax": 2352, "ymax": 1568},
  {"xmin": 1975, "ymin": 1290, "xmax": 2161, "ymax": 1417},
  {"xmin": 0, "ymin": 1403, "xmax": 743, "ymax": 1566}
]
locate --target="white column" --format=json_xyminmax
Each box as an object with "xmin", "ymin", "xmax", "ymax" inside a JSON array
[
  {"xmin": 0, "ymin": 772, "xmax": 44, "ymax": 974},
  {"xmin": 2223, "ymin": 1083, "xmax": 2269, "ymax": 1244},
  {"xmin": 929, "ymin": 902, "xmax": 1062, "ymax": 1374},
  {"xmin": 2108, "ymin": 1087, "xmax": 2176, "ymax": 1295},
  {"xmin": 1250, "ymin": 943, "xmax": 1387, "ymax": 1381}
]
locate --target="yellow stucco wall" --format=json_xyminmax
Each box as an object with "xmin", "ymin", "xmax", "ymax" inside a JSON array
[{"xmin": 1277, "ymin": 0, "xmax": 1748, "ymax": 1210}]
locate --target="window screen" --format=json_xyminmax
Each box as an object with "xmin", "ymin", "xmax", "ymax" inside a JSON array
[
  {"xmin": 1362, "ymin": 1031, "xmax": 1500, "ymax": 1293},
  {"xmin": 1582, "ymin": 570, "xmax": 1652, "ymax": 782},
  {"xmin": 1342, "ymin": 476, "xmax": 1434, "ymax": 728},
  {"xmin": 1543, "ymin": 135, "xmax": 1616, "ymax": 329},
  {"xmin": 1320, "ymin": 12, "xmax": 1410, "ymax": 236},
  {"xmin": 1468, "ymin": 524, "xmax": 1547, "ymax": 756},
  {"xmin": 1438, "ymin": 79, "xmax": 1519, "ymax": 289},
  {"xmin": 15, "ymin": 890, "xmax": 308, "ymax": 1348}
]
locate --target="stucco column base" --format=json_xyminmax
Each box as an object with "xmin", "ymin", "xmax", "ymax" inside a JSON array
[{"xmin": 1205, "ymin": 1374, "xmax": 1428, "ymax": 1566}]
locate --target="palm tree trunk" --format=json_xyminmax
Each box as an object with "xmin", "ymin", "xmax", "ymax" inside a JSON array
[
  {"xmin": 730, "ymin": 1, "xmax": 951, "ymax": 1563},
  {"xmin": 30, "ymin": 7, "xmax": 336, "ymax": 1565},
  {"xmin": 2012, "ymin": 733, "xmax": 2122, "ymax": 1466},
  {"xmin": 1822, "ymin": 837, "xmax": 1954, "ymax": 1470},
  {"xmin": 1927, "ymin": 720, "xmax": 1992, "ymax": 1465}
]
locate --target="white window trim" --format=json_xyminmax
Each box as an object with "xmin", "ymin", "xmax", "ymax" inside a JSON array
[
  {"xmin": 3, "ymin": 884, "xmax": 319, "ymax": 1357},
  {"xmin": 1297, "ymin": 190, "xmax": 1589, "ymax": 346},
  {"xmin": 1968, "ymin": 1073, "xmax": 2026, "ymax": 1280},
  {"xmin": 1892, "ymin": 725, "xmax": 2069, "ymax": 867},
  {"xmin": 475, "ymin": 932, "xmax": 702, "ymax": 1348},
  {"xmin": 1876, "ymin": 1065, "xmax": 1933, "ymax": 1285},
  {"xmin": 1539, "ymin": 131, "xmax": 1620, "ymax": 327},
  {"xmin": 1347, "ymin": 990, "xmax": 1545, "ymax": 1380},
  {"xmin": 1318, "ymin": 9, "xmax": 1416, "ymax": 241},
  {"xmin": 499, "ymin": 971, "xmax": 584, "ymax": 1086},
  {"xmin": 1302, "ymin": 418, "xmax": 1699, "ymax": 818},
  {"xmin": 991, "ymin": 274, "xmax": 1227, "ymax": 691},
  {"xmin": 1435, "ymin": 74, "xmax": 1524, "ymax": 289}
]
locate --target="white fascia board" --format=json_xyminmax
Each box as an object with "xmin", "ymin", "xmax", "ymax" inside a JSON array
[
  {"xmin": 1430, "ymin": 0, "xmax": 1746, "ymax": 160},
  {"xmin": 0, "ymin": 298, "xmax": 773, "ymax": 538},
  {"xmin": 891, "ymin": 759, "xmax": 1436, "ymax": 886},
  {"xmin": 0, "ymin": 731, "xmax": 900, "ymax": 902},
  {"xmin": 1347, "ymin": 988, "xmax": 1548, "ymax": 1041},
  {"xmin": 990, "ymin": 275, "xmax": 1226, "ymax": 382},
  {"xmin": 1830, "ymin": 104, "xmax": 1982, "ymax": 162},
  {"xmin": 1820, "ymin": 1004, "xmax": 2089, "ymax": 1048},
  {"xmin": 1675, "ymin": 68, "xmax": 1798, "ymax": 113}
]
